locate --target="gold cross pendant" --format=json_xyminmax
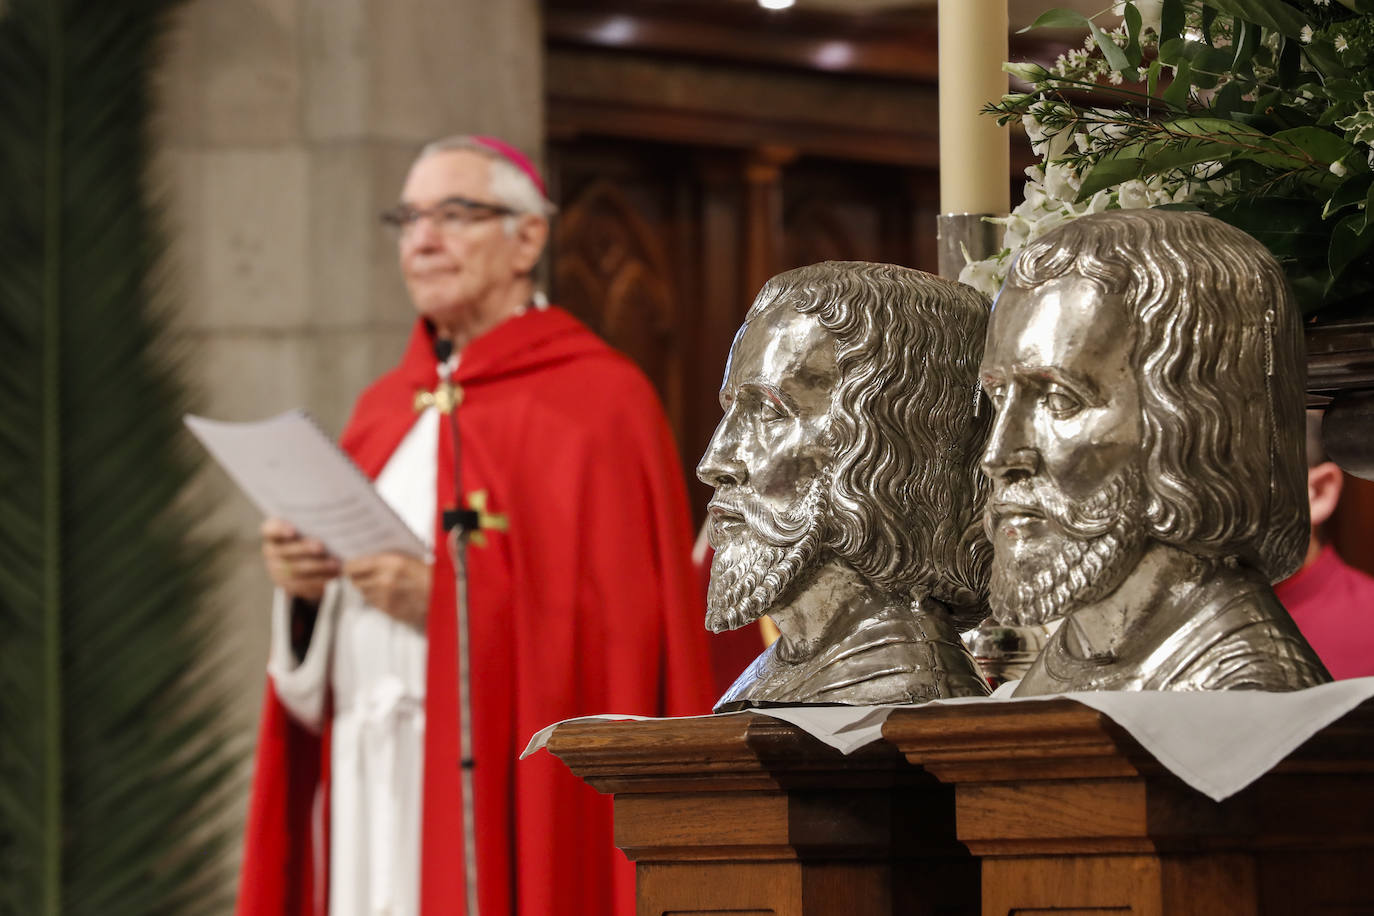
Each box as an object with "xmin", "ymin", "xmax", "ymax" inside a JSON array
[
  {"xmin": 464, "ymin": 490, "xmax": 509, "ymax": 547},
  {"xmin": 413, "ymin": 380, "xmax": 463, "ymax": 415}
]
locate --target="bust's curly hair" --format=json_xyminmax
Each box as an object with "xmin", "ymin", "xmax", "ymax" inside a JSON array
[
  {"xmin": 748, "ymin": 261, "xmax": 993, "ymax": 627},
  {"xmin": 1005, "ymin": 209, "xmax": 1308, "ymax": 581}
]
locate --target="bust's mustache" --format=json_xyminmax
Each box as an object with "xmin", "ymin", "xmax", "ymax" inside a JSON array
[
  {"xmin": 987, "ymin": 470, "xmax": 1140, "ymax": 543},
  {"xmin": 708, "ymin": 479, "xmax": 825, "ymax": 549}
]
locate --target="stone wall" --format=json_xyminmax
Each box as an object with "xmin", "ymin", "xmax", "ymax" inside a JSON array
[{"xmin": 153, "ymin": 0, "xmax": 542, "ymax": 890}]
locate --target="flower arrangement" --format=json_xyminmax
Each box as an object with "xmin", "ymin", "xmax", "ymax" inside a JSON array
[{"xmin": 963, "ymin": 0, "xmax": 1374, "ymax": 319}]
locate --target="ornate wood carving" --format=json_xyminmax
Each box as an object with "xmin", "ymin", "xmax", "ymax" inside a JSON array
[{"xmin": 553, "ymin": 176, "xmax": 683, "ymax": 434}]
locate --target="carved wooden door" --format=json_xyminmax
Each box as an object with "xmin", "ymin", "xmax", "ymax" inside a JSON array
[{"xmin": 548, "ymin": 137, "xmax": 936, "ymax": 523}]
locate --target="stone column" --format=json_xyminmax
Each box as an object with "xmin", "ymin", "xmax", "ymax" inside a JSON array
[{"xmin": 153, "ymin": 0, "xmax": 543, "ymax": 876}]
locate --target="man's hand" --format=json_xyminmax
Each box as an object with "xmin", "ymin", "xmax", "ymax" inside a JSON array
[
  {"xmin": 261, "ymin": 518, "xmax": 341, "ymax": 603},
  {"xmin": 344, "ymin": 553, "xmax": 432, "ymax": 629}
]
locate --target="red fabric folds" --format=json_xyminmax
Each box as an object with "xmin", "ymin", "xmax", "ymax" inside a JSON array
[{"xmin": 236, "ymin": 308, "xmax": 715, "ymax": 916}]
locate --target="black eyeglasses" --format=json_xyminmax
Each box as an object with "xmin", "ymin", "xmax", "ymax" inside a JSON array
[{"xmin": 380, "ymin": 196, "xmax": 519, "ymax": 235}]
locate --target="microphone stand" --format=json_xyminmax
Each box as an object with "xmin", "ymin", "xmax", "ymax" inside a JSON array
[{"xmin": 434, "ymin": 337, "xmax": 481, "ymax": 916}]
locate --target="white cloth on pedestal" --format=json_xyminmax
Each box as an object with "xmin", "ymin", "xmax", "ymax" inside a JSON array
[{"xmin": 526, "ymin": 677, "xmax": 1374, "ymax": 803}]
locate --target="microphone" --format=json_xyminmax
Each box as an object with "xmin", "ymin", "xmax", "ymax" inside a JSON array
[
  {"xmin": 434, "ymin": 337, "xmax": 454, "ymax": 365},
  {"xmin": 432, "ymin": 335, "xmax": 475, "ymax": 534}
]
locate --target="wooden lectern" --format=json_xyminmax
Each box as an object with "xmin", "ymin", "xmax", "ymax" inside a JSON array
[
  {"xmin": 884, "ymin": 699, "xmax": 1374, "ymax": 916},
  {"xmin": 546, "ymin": 699, "xmax": 1374, "ymax": 915},
  {"xmin": 545, "ymin": 713, "xmax": 978, "ymax": 916}
]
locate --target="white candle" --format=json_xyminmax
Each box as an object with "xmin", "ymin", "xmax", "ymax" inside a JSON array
[{"xmin": 938, "ymin": 0, "xmax": 1010, "ymax": 215}]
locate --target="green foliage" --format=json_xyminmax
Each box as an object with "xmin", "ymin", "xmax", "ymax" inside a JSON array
[
  {"xmin": 0, "ymin": 2, "xmax": 240, "ymax": 915},
  {"xmin": 992, "ymin": 0, "xmax": 1374, "ymax": 316}
]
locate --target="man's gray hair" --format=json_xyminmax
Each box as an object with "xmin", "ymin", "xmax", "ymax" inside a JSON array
[
  {"xmin": 749, "ymin": 261, "xmax": 994, "ymax": 627},
  {"xmin": 1005, "ymin": 208, "xmax": 1309, "ymax": 581},
  {"xmin": 418, "ymin": 135, "xmax": 556, "ymax": 234}
]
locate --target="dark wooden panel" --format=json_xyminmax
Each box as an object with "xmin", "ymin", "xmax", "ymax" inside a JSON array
[
  {"xmin": 548, "ymin": 136, "xmax": 940, "ymax": 528},
  {"xmin": 1331, "ymin": 474, "xmax": 1374, "ymax": 578},
  {"xmin": 781, "ymin": 159, "xmax": 938, "ymax": 274},
  {"xmin": 554, "ymin": 175, "xmax": 682, "ymax": 429},
  {"xmin": 546, "ymin": 0, "xmax": 1079, "ymax": 84}
]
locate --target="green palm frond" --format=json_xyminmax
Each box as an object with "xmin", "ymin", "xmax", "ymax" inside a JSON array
[{"xmin": 0, "ymin": 2, "xmax": 240, "ymax": 915}]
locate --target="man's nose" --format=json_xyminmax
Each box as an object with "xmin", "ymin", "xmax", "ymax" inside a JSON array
[
  {"xmin": 697, "ymin": 416, "xmax": 747, "ymax": 488},
  {"xmin": 981, "ymin": 387, "xmax": 1039, "ymax": 480},
  {"xmin": 404, "ymin": 214, "xmax": 444, "ymax": 251}
]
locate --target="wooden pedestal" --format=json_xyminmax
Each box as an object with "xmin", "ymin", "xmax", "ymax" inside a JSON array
[
  {"xmin": 546, "ymin": 713, "xmax": 978, "ymax": 916},
  {"xmin": 547, "ymin": 700, "xmax": 1374, "ymax": 914},
  {"xmin": 883, "ymin": 700, "xmax": 1374, "ymax": 916}
]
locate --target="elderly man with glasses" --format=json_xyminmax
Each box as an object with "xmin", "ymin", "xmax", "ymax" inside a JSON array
[{"xmin": 237, "ymin": 136, "xmax": 714, "ymax": 916}]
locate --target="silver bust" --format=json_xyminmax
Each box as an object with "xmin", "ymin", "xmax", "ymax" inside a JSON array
[
  {"xmin": 979, "ymin": 209, "xmax": 1331, "ymax": 694},
  {"xmin": 699, "ymin": 261, "xmax": 994, "ymax": 710}
]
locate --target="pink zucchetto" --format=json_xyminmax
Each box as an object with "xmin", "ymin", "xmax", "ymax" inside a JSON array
[{"xmin": 469, "ymin": 135, "xmax": 547, "ymax": 198}]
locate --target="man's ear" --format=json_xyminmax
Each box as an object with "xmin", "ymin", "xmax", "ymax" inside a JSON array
[
  {"xmin": 1308, "ymin": 461, "xmax": 1345, "ymax": 528},
  {"xmin": 511, "ymin": 214, "xmax": 549, "ymax": 275}
]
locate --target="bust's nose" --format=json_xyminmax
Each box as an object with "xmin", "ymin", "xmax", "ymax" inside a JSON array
[
  {"xmin": 697, "ymin": 413, "xmax": 747, "ymax": 488},
  {"xmin": 981, "ymin": 385, "xmax": 1039, "ymax": 481}
]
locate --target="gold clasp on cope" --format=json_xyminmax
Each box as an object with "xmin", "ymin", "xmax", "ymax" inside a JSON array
[{"xmin": 414, "ymin": 380, "xmax": 463, "ymax": 415}]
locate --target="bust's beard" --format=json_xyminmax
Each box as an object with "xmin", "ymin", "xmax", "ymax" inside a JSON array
[
  {"xmin": 705, "ymin": 480, "xmax": 826, "ymax": 634},
  {"xmin": 987, "ymin": 465, "xmax": 1147, "ymax": 627}
]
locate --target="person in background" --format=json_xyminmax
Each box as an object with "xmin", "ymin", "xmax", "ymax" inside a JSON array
[
  {"xmin": 236, "ymin": 135, "xmax": 715, "ymax": 916},
  {"xmin": 1275, "ymin": 412, "xmax": 1374, "ymax": 679}
]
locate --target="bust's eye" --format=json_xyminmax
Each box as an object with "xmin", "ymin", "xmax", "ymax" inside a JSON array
[
  {"xmin": 761, "ymin": 399, "xmax": 788, "ymax": 423},
  {"xmin": 982, "ymin": 382, "xmax": 1006, "ymax": 408},
  {"xmin": 1044, "ymin": 389, "xmax": 1084, "ymax": 417}
]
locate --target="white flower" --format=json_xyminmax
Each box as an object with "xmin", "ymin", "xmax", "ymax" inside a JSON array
[
  {"xmin": 1191, "ymin": 160, "xmax": 1224, "ymax": 179},
  {"xmin": 958, "ymin": 255, "xmax": 1006, "ymax": 299},
  {"xmin": 1301, "ymin": 25, "xmax": 1314, "ymax": 44},
  {"xmin": 1001, "ymin": 214, "xmax": 1032, "ymax": 251},
  {"xmin": 1084, "ymin": 188, "xmax": 1114, "ymax": 214},
  {"xmin": 1023, "ymin": 122, "xmax": 1072, "ymax": 160},
  {"xmin": 1086, "ymin": 111, "xmax": 1133, "ymax": 142},
  {"xmin": 1116, "ymin": 179, "xmax": 1152, "ymax": 209},
  {"xmin": 1004, "ymin": 61, "xmax": 1052, "ymax": 84},
  {"xmin": 1148, "ymin": 181, "xmax": 1179, "ymax": 206},
  {"xmin": 1022, "ymin": 111, "xmax": 1050, "ymax": 148},
  {"xmin": 1331, "ymin": 160, "xmax": 1349, "ymax": 177},
  {"xmin": 1025, "ymin": 207, "xmax": 1073, "ymax": 243},
  {"xmin": 1336, "ymin": 35, "xmax": 1350, "ymax": 53},
  {"xmin": 1314, "ymin": 0, "xmax": 1330, "ymax": 7},
  {"xmin": 1042, "ymin": 162, "xmax": 1083, "ymax": 200}
]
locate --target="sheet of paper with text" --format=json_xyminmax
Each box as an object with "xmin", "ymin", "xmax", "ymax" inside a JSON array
[{"xmin": 185, "ymin": 410, "xmax": 426, "ymax": 560}]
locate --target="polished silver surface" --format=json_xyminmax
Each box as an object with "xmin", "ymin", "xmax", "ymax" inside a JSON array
[
  {"xmin": 978, "ymin": 210, "xmax": 1330, "ymax": 694},
  {"xmin": 699, "ymin": 261, "xmax": 994, "ymax": 709},
  {"xmin": 961, "ymin": 619, "xmax": 1051, "ymax": 689},
  {"xmin": 938, "ymin": 212, "xmax": 1002, "ymax": 281}
]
